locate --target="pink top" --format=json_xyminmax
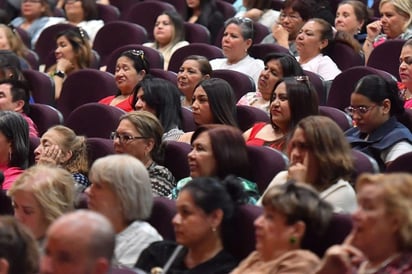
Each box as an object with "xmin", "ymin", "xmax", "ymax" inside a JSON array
[
  {"xmin": 21, "ymin": 113, "xmax": 39, "ymax": 137},
  {"xmin": 99, "ymin": 95, "xmax": 134, "ymax": 112},
  {"xmin": 0, "ymin": 163, "xmax": 24, "ymax": 190}
]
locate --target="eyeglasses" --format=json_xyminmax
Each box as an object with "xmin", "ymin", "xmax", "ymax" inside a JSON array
[
  {"xmin": 110, "ymin": 132, "xmax": 147, "ymax": 144},
  {"xmin": 345, "ymin": 105, "xmax": 377, "ymax": 116},
  {"xmin": 279, "ymin": 13, "xmax": 301, "ymax": 21}
]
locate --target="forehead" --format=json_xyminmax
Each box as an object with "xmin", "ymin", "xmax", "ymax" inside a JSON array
[
  {"xmin": 157, "ymin": 14, "xmax": 171, "ymax": 22},
  {"xmin": 42, "ymin": 129, "xmax": 63, "ymax": 143},
  {"xmin": 182, "ymin": 59, "xmax": 202, "ymax": 70},
  {"xmin": 116, "ymin": 56, "xmax": 134, "ymax": 66},
  {"xmin": 357, "ymin": 183, "xmax": 384, "ymax": 200},
  {"xmin": 291, "ymin": 127, "xmax": 306, "ymax": 141},
  {"xmin": 0, "ymin": 83, "xmax": 12, "ymax": 94},
  {"xmin": 117, "ymin": 118, "xmax": 138, "ymax": 131},
  {"xmin": 302, "ymin": 21, "xmax": 322, "ymax": 31},
  {"xmin": 225, "ymin": 23, "xmax": 243, "ymax": 34},
  {"xmin": 57, "ymin": 35, "xmax": 70, "ymax": 44},
  {"xmin": 273, "ymin": 82, "xmax": 287, "ymax": 93},
  {"xmin": 194, "ymin": 85, "xmax": 207, "ymax": 96},
  {"xmin": 350, "ymin": 92, "xmax": 373, "ymax": 104},
  {"xmin": 193, "ymin": 131, "xmax": 211, "ymax": 145},
  {"xmin": 401, "ymin": 45, "xmax": 412, "ymax": 55},
  {"xmin": 338, "ymin": 3, "xmax": 355, "ymax": 13}
]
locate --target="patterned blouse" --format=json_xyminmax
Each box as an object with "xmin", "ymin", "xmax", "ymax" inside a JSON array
[{"xmin": 147, "ymin": 162, "xmax": 176, "ymax": 197}]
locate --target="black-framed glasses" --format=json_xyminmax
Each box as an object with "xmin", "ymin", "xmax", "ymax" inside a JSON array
[
  {"xmin": 344, "ymin": 105, "xmax": 377, "ymax": 116},
  {"xmin": 279, "ymin": 13, "xmax": 301, "ymax": 21},
  {"xmin": 110, "ymin": 132, "xmax": 147, "ymax": 144}
]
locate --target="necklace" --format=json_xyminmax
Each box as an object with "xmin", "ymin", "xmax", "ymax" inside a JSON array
[
  {"xmin": 359, "ymin": 253, "xmax": 400, "ymax": 274},
  {"xmin": 400, "ymin": 89, "xmax": 412, "ymax": 101}
]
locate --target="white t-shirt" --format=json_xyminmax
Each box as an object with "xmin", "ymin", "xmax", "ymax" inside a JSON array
[{"xmin": 298, "ymin": 54, "xmax": 341, "ymax": 81}]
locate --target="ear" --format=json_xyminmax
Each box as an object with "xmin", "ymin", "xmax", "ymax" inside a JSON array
[
  {"xmin": 208, "ymin": 208, "xmax": 224, "ymax": 230},
  {"xmin": 60, "ymin": 150, "xmax": 73, "ymax": 164},
  {"xmin": 13, "ymin": 99, "xmax": 25, "ymax": 113},
  {"xmin": 145, "ymin": 138, "xmax": 155, "ymax": 154},
  {"xmin": 203, "ymin": 74, "xmax": 211, "ymax": 80},
  {"xmin": 245, "ymin": 38, "xmax": 253, "ymax": 49},
  {"xmin": 319, "ymin": 39, "xmax": 328, "ymax": 50},
  {"xmin": 0, "ymin": 258, "xmax": 10, "ymax": 274},
  {"xmin": 291, "ymin": 220, "xmax": 306, "ymax": 244},
  {"xmin": 139, "ymin": 70, "xmax": 147, "ymax": 79},
  {"xmin": 382, "ymin": 98, "xmax": 391, "ymax": 115}
]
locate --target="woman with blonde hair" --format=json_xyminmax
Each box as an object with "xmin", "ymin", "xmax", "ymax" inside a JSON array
[
  {"xmin": 0, "ymin": 24, "xmax": 31, "ymax": 69},
  {"xmin": 7, "ymin": 165, "xmax": 75, "ymax": 248}
]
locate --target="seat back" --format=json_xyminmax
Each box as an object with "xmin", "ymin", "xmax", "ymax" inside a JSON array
[
  {"xmin": 249, "ymin": 43, "xmax": 290, "ymax": 61},
  {"xmin": 396, "ymin": 108, "xmax": 412, "ymax": 132},
  {"xmin": 324, "ymin": 41, "xmax": 364, "ymax": 71},
  {"xmin": 385, "ymin": 151, "xmax": 412, "ymax": 173},
  {"xmin": 56, "ymin": 69, "xmax": 117, "ymax": 119},
  {"xmin": 351, "ymin": 149, "xmax": 380, "ymax": 182},
  {"xmin": 29, "ymin": 103, "xmax": 64, "ymax": 135},
  {"xmin": 93, "ymin": 22, "xmax": 148, "ymax": 66},
  {"xmin": 304, "ymin": 69, "xmax": 327, "ymax": 105},
  {"xmin": 212, "ymin": 69, "xmax": 255, "ymax": 101},
  {"xmin": 183, "ymin": 22, "xmax": 211, "ymax": 44},
  {"xmin": 246, "ymin": 145, "xmax": 289, "ymax": 194},
  {"xmin": 367, "ymin": 39, "xmax": 406, "ymax": 81},
  {"xmin": 236, "ymin": 105, "xmax": 269, "ymax": 132},
  {"xmin": 215, "ymin": 0, "xmax": 236, "ymax": 20},
  {"xmin": 147, "ymin": 196, "xmax": 177, "ymax": 241},
  {"xmin": 25, "ymin": 50, "xmax": 40, "ymax": 70},
  {"xmin": 110, "ymin": 0, "xmax": 140, "ymax": 16},
  {"xmin": 181, "ymin": 107, "xmax": 196, "ymax": 132},
  {"xmin": 22, "ymin": 69, "xmax": 55, "ymax": 106},
  {"xmin": 163, "ymin": 141, "xmax": 191, "ymax": 181},
  {"xmin": 86, "ymin": 137, "xmax": 115, "ymax": 167},
  {"xmin": 97, "ymin": 3, "xmax": 120, "ymax": 23},
  {"xmin": 319, "ymin": 106, "xmax": 353, "ymax": 132},
  {"xmin": 29, "ymin": 135, "xmax": 40, "ymax": 167},
  {"xmin": 148, "ymin": 0, "xmax": 187, "ymax": 18},
  {"xmin": 65, "ymin": 103, "xmax": 126, "ymax": 138},
  {"xmin": 15, "ymin": 26, "xmax": 31, "ymax": 49},
  {"xmin": 149, "ymin": 69, "xmax": 177, "ymax": 85},
  {"xmin": 105, "ymin": 44, "xmax": 163, "ymax": 74},
  {"xmin": 168, "ymin": 43, "xmax": 224, "ymax": 72}
]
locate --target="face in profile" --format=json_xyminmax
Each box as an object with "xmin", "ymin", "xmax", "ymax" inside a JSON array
[
  {"xmin": 134, "ymin": 87, "xmax": 156, "ymax": 114},
  {"xmin": 0, "ymin": 28, "xmax": 11, "ymax": 51},
  {"xmin": 335, "ymin": 4, "xmax": 362, "ymax": 35},
  {"xmin": 85, "ymin": 180, "xmax": 121, "ymax": 221},
  {"xmin": 258, "ymin": 59, "xmax": 283, "ymax": 100},
  {"xmin": 177, "ymin": 59, "xmax": 205, "ymax": 98},
  {"xmin": 295, "ymin": 20, "xmax": 327, "ymax": 58},
  {"xmin": 154, "ymin": 14, "xmax": 174, "ymax": 46},
  {"xmin": 115, "ymin": 56, "xmax": 143, "ymax": 95},
  {"xmin": 399, "ymin": 45, "xmax": 412, "ymax": 87},
  {"xmin": 0, "ymin": 131, "xmax": 10, "ymax": 165},
  {"xmin": 0, "ymin": 83, "xmax": 22, "ymax": 112},
  {"xmin": 187, "ymin": 131, "xmax": 216, "ymax": 177},
  {"xmin": 191, "ymin": 85, "xmax": 214, "ymax": 125},
  {"xmin": 270, "ymin": 82, "xmax": 291, "ymax": 130},
  {"xmin": 34, "ymin": 129, "xmax": 70, "ymax": 165},
  {"xmin": 55, "ymin": 35, "xmax": 75, "ymax": 63},
  {"xmin": 380, "ymin": 2, "xmax": 409, "ymax": 39}
]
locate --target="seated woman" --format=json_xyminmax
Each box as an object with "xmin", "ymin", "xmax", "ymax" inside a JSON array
[
  {"xmin": 132, "ymin": 77, "xmax": 184, "ymax": 141},
  {"xmin": 112, "ymin": 111, "xmax": 176, "ymax": 197},
  {"xmin": 235, "ymin": 0, "xmax": 279, "ymax": 30},
  {"xmin": 243, "ymin": 76, "xmax": 319, "ymax": 152},
  {"xmin": 261, "ymin": 0, "xmax": 315, "ymax": 57},
  {"xmin": 47, "ymin": 27, "xmax": 93, "ymax": 100},
  {"xmin": 178, "ymin": 78, "xmax": 238, "ymax": 143},
  {"xmin": 237, "ymin": 52, "xmax": 304, "ymax": 114},
  {"xmin": 363, "ymin": 0, "xmax": 412, "ymax": 63},
  {"xmin": 210, "ymin": 17, "xmax": 264, "ymax": 87},
  {"xmin": 296, "ymin": 18, "xmax": 342, "ymax": 81},
  {"xmin": 0, "ymin": 111, "xmax": 29, "ymax": 191},
  {"xmin": 232, "ymin": 180, "xmax": 333, "ymax": 273},
  {"xmin": 177, "ymin": 55, "xmax": 212, "ymax": 108},
  {"xmin": 99, "ymin": 49, "xmax": 149, "ymax": 112},
  {"xmin": 345, "ymin": 74, "xmax": 412, "ymax": 171},
  {"xmin": 34, "ymin": 125, "xmax": 89, "ymax": 203},
  {"xmin": 335, "ymin": 0, "xmax": 369, "ymax": 44},
  {"xmin": 86, "ymin": 154, "xmax": 162, "ymax": 267},
  {"xmin": 172, "ymin": 124, "xmax": 260, "ymax": 204},
  {"xmin": 186, "ymin": 0, "xmax": 224, "ymax": 44},
  {"xmin": 137, "ymin": 176, "xmax": 248, "ymax": 274},
  {"xmin": 0, "ymin": 24, "xmax": 31, "ymax": 69},
  {"xmin": 7, "ymin": 165, "xmax": 75, "ymax": 250},
  {"xmin": 315, "ymin": 173, "xmax": 412, "ymax": 274},
  {"xmin": 262, "ymin": 116, "xmax": 357, "ymax": 213},
  {"xmin": 399, "ymin": 38, "xmax": 412, "ymax": 108},
  {"xmin": 143, "ymin": 10, "xmax": 189, "ymax": 70}
]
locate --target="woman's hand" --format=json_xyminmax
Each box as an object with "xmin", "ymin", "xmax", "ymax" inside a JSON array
[
  {"xmin": 366, "ymin": 20, "xmax": 382, "ymax": 41},
  {"xmin": 56, "ymin": 58, "xmax": 74, "ymax": 73},
  {"xmin": 272, "ymin": 23, "xmax": 289, "ymax": 48},
  {"xmin": 288, "ymin": 162, "xmax": 307, "ymax": 182},
  {"xmin": 37, "ymin": 145, "xmax": 63, "ymax": 166},
  {"xmin": 244, "ymin": 8, "xmax": 263, "ymax": 21}
]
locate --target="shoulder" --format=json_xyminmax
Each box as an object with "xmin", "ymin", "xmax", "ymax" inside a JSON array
[{"xmin": 98, "ymin": 96, "xmax": 115, "ymax": 104}]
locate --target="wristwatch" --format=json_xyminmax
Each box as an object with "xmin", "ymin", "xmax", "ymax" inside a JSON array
[{"xmin": 53, "ymin": 70, "xmax": 66, "ymax": 78}]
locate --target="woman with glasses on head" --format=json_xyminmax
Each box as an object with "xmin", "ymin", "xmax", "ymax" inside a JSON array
[
  {"xmin": 210, "ymin": 17, "xmax": 264, "ymax": 87},
  {"xmin": 47, "ymin": 27, "xmax": 92, "ymax": 100},
  {"xmin": 261, "ymin": 0, "xmax": 315, "ymax": 57},
  {"xmin": 112, "ymin": 111, "xmax": 176, "ymax": 197},
  {"xmin": 237, "ymin": 52, "xmax": 304, "ymax": 114},
  {"xmin": 345, "ymin": 74, "xmax": 412, "ymax": 171},
  {"xmin": 143, "ymin": 10, "xmax": 189, "ymax": 70},
  {"xmin": 399, "ymin": 39, "xmax": 412, "ymax": 108},
  {"xmin": 261, "ymin": 115, "xmax": 357, "ymax": 213},
  {"xmin": 243, "ymin": 76, "xmax": 319, "ymax": 152},
  {"xmin": 99, "ymin": 49, "xmax": 149, "ymax": 112}
]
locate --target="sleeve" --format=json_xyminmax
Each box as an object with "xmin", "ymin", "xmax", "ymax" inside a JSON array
[
  {"xmin": 381, "ymin": 141, "xmax": 412, "ymax": 164},
  {"xmin": 317, "ymin": 56, "xmax": 341, "ymax": 81}
]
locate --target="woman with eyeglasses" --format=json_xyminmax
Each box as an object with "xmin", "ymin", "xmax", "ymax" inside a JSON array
[
  {"xmin": 210, "ymin": 17, "xmax": 264, "ymax": 88},
  {"xmin": 47, "ymin": 27, "xmax": 93, "ymax": 100},
  {"xmin": 243, "ymin": 76, "xmax": 319, "ymax": 152},
  {"xmin": 261, "ymin": 0, "xmax": 315, "ymax": 57},
  {"xmin": 261, "ymin": 115, "xmax": 357, "ymax": 213},
  {"xmin": 99, "ymin": 49, "xmax": 149, "ymax": 112},
  {"xmin": 112, "ymin": 111, "xmax": 176, "ymax": 197},
  {"xmin": 345, "ymin": 74, "xmax": 412, "ymax": 171},
  {"xmin": 231, "ymin": 180, "xmax": 334, "ymax": 274},
  {"xmin": 399, "ymin": 39, "xmax": 412, "ymax": 108}
]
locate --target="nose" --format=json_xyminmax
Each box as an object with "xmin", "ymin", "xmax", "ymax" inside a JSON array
[
  {"xmin": 254, "ymin": 215, "xmax": 263, "ymax": 227},
  {"xmin": 172, "ymin": 213, "xmax": 181, "ymax": 225},
  {"xmin": 34, "ymin": 145, "xmax": 41, "ymax": 156},
  {"xmin": 187, "ymin": 148, "xmax": 195, "ymax": 160},
  {"xmin": 351, "ymin": 111, "xmax": 361, "ymax": 121},
  {"xmin": 135, "ymin": 99, "xmax": 143, "ymax": 110},
  {"xmin": 191, "ymin": 100, "xmax": 199, "ymax": 110}
]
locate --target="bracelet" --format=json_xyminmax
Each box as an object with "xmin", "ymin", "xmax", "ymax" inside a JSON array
[
  {"xmin": 53, "ymin": 70, "xmax": 65, "ymax": 78},
  {"xmin": 366, "ymin": 37, "xmax": 374, "ymax": 43}
]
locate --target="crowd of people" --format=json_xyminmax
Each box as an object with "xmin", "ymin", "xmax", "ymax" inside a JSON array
[{"xmin": 1, "ymin": 0, "xmax": 412, "ymax": 273}]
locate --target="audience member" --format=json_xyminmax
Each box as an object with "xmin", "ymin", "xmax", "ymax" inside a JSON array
[
  {"xmin": 295, "ymin": 18, "xmax": 341, "ymax": 81},
  {"xmin": 261, "ymin": 116, "xmax": 357, "ymax": 213},
  {"xmin": 345, "ymin": 74, "xmax": 412, "ymax": 170},
  {"xmin": 363, "ymin": 0, "xmax": 412, "ymax": 63},
  {"xmin": 178, "ymin": 78, "xmax": 238, "ymax": 143},
  {"xmin": 237, "ymin": 52, "xmax": 304, "ymax": 114},
  {"xmin": 86, "ymin": 154, "xmax": 162, "ymax": 267},
  {"xmin": 99, "ymin": 49, "xmax": 149, "ymax": 112},
  {"xmin": 231, "ymin": 181, "xmax": 333, "ymax": 273},
  {"xmin": 137, "ymin": 176, "xmax": 248, "ymax": 274},
  {"xmin": 399, "ymin": 38, "xmax": 412, "ymax": 108},
  {"xmin": 40, "ymin": 210, "xmax": 115, "ymax": 274},
  {"xmin": 0, "ymin": 111, "xmax": 29, "ymax": 190},
  {"xmin": 0, "ymin": 216, "xmax": 39, "ymax": 274},
  {"xmin": 7, "ymin": 165, "xmax": 75, "ymax": 249},
  {"xmin": 210, "ymin": 17, "xmax": 264, "ymax": 87},
  {"xmin": 47, "ymin": 27, "xmax": 92, "ymax": 100},
  {"xmin": 143, "ymin": 10, "xmax": 189, "ymax": 70},
  {"xmin": 243, "ymin": 76, "xmax": 318, "ymax": 152},
  {"xmin": 186, "ymin": 0, "xmax": 224, "ymax": 44},
  {"xmin": 172, "ymin": 125, "xmax": 260, "ymax": 204},
  {"xmin": 0, "ymin": 79, "xmax": 38, "ymax": 137},
  {"xmin": 0, "ymin": 24, "xmax": 31, "ymax": 68},
  {"xmin": 261, "ymin": 0, "xmax": 315, "ymax": 57},
  {"xmin": 177, "ymin": 55, "xmax": 211, "ymax": 108},
  {"xmin": 132, "ymin": 77, "xmax": 184, "ymax": 141},
  {"xmin": 111, "ymin": 111, "xmax": 176, "ymax": 197},
  {"xmin": 34, "ymin": 125, "xmax": 89, "ymax": 203},
  {"xmin": 235, "ymin": 0, "xmax": 279, "ymax": 30},
  {"xmin": 335, "ymin": 0, "xmax": 369, "ymax": 43},
  {"xmin": 314, "ymin": 173, "xmax": 412, "ymax": 274}
]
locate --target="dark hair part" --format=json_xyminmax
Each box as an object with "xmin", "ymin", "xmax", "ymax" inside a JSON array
[
  {"xmin": 0, "ymin": 216, "xmax": 39, "ymax": 274},
  {"xmin": 191, "ymin": 125, "xmax": 250, "ymax": 179},
  {"xmin": 282, "ymin": 0, "xmax": 315, "ymax": 21},
  {"xmin": 224, "ymin": 17, "xmax": 254, "ymax": 40},
  {"xmin": 0, "ymin": 79, "xmax": 30, "ymax": 114},
  {"xmin": 195, "ymin": 78, "xmax": 238, "ymax": 127},
  {"xmin": 132, "ymin": 76, "xmax": 182, "ymax": 132},
  {"xmin": 56, "ymin": 28, "xmax": 92, "ymax": 69},
  {"xmin": 182, "ymin": 55, "xmax": 212, "ymax": 76},
  {"xmin": 354, "ymin": 74, "xmax": 404, "ymax": 116},
  {"xmin": 0, "ymin": 111, "xmax": 29, "ymax": 169},
  {"xmin": 264, "ymin": 53, "xmax": 304, "ymax": 76}
]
